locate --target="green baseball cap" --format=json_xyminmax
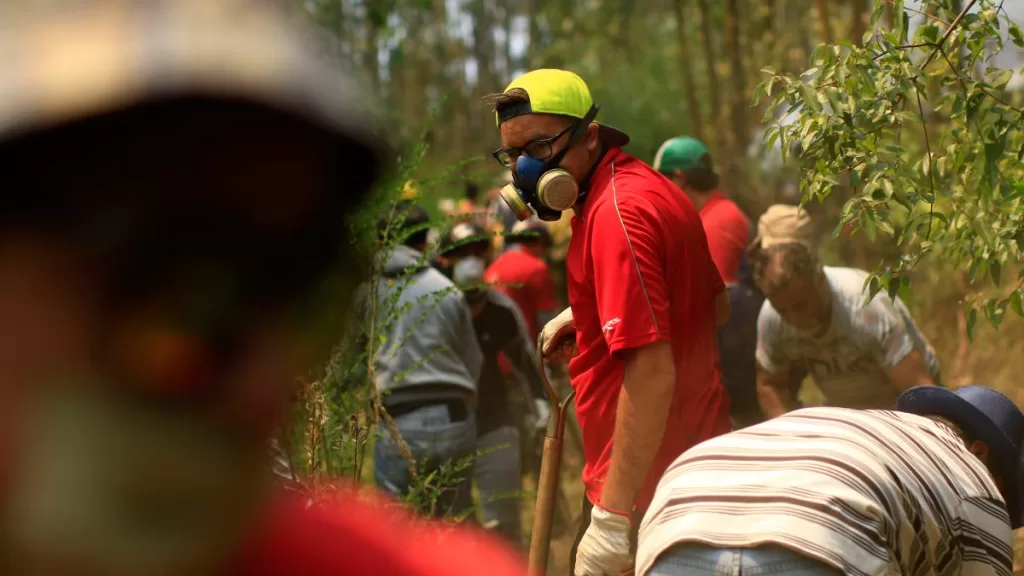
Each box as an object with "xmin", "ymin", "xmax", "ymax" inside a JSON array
[
  {"xmin": 494, "ymin": 69, "xmax": 629, "ymax": 147},
  {"xmin": 653, "ymin": 137, "xmax": 712, "ymax": 173}
]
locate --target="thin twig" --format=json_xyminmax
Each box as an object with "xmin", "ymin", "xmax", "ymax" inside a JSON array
[
  {"xmin": 915, "ymin": 87, "xmax": 937, "ymax": 241},
  {"xmin": 921, "ymin": 0, "xmax": 979, "ymax": 69},
  {"xmin": 936, "ymin": 45, "xmax": 1024, "ymax": 115}
]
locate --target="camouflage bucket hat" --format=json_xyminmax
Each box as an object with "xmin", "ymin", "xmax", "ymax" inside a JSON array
[{"xmin": 0, "ymin": 0, "xmax": 389, "ymax": 200}]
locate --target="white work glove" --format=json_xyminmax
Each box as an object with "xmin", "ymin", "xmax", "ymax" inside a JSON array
[
  {"xmin": 540, "ymin": 306, "xmax": 576, "ymax": 361},
  {"xmin": 574, "ymin": 506, "xmax": 633, "ymax": 576},
  {"xmin": 532, "ymin": 398, "xmax": 550, "ymax": 432}
]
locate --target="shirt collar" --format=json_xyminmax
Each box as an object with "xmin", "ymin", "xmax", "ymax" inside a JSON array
[{"xmin": 577, "ymin": 147, "xmax": 623, "ymax": 221}]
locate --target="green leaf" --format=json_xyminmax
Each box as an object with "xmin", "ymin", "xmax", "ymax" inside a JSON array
[
  {"xmin": 897, "ymin": 275, "xmax": 912, "ymax": 304},
  {"xmin": 916, "ymin": 24, "xmax": 940, "ymax": 45},
  {"xmin": 1011, "ymin": 291, "xmax": 1023, "ymax": 317},
  {"xmin": 991, "ymin": 260, "xmax": 1002, "ymax": 286},
  {"xmin": 800, "ymin": 85, "xmax": 823, "ymax": 113},
  {"xmin": 966, "ymin": 307, "xmax": 978, "ymax": 341},
  {"xmin": 868, "ymin": 275, "xmax": 882, "ymax": 300},
  {"xmin": 862, "ymin": 212, "xmax": 877, "ymax": 242},
  {"xmin": 1010, "ymin": 23, "xmax": 1024, "ymax": 48},
  {"xmin": 989, "ymin": 69, "xmax": 1014, "ymax": 89}
]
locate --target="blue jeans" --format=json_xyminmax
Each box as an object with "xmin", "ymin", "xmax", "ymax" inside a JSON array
[
  {"xmin": 373, "ymin": 402, "xmax": 476, "ymax": 520},
  {"xmin": 475, "ymin": 425, "xmax": 522, "ymax": 545},
  {"xmin": 647, "ymin": 543, "xmax": 843, "ymax": 576}
]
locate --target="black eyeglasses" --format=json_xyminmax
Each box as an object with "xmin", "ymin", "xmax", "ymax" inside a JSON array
[{"xmin": 492, "ymin": 123, "xmax": 575, "ymax": 167}]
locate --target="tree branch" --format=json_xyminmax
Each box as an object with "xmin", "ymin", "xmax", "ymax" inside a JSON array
[
  {"xmin": 915, "ymin": 87, "xmax": 936, "ymax": 241},
  {"xmin": 921, "ymin": 0, "xmax": 979, "ymax": 69}
]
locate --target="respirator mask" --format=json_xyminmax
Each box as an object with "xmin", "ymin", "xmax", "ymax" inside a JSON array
[{"xmin": 498, "ymin": 105, "xmax": 599, "ymax": 222}]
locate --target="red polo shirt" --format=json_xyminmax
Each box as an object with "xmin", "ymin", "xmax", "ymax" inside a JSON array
[
  {"xmin": 699, "ymin": 191, "xmax": 750, "ymax": 284},
  {"xmin": 485, "ymin": 247, "xmax": 558, "ymax": 339},
  {"xmin": 566, "ymin": 148, "xmax": 730, "ymax": 512}
]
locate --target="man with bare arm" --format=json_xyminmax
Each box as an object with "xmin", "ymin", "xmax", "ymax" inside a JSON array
[{"xmin": 751, "ymin": 205, "xmax": 940, "ymax": 416}]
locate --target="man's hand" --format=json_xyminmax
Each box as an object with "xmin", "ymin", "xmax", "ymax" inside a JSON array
[
  {"xmin": 574, "ymin": 506, "xmax": 633, "ymax": 576},
  {"xmin": 756, "ymin": 365, "xmax": 793, "ymax": 419},
  {"xmin": 539, "ymin": 306, "xmax": 576, "ymax": 362}
]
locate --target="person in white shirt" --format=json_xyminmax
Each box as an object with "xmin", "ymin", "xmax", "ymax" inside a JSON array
[
  {"xmin": 636, "ymin": 384, "xmax": 1023, "ymax": 576},
  {"xmin": 751, "ymin": 205, "xmax": 939, "ymax": 415}
]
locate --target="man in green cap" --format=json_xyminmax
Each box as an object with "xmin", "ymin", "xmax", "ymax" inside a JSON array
[
  {"xmin": 489, "ymin": 69, "xmax": 731, "ymax": 575},
  {"xmin": 653, "ymin": 137, "xmax": 762, "ymax": 426},
  {"xmin": 0, "ymin": 1, "xmax": 526, "ymax": 575}
]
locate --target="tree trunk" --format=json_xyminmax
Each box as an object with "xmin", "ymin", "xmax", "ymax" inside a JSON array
[
  {"xmin": 696, "ymin": 0, "xmax": 722, "ymax": 149},
  {"xmin": 816, "ymin": 0, "xmax": 833, "ymax": 44},
  {"xmin": 673, "ymin": 0, "xmax": 705, "ymax": 140},
  {"xmin": 619, "ymin": 0, "xmax": 636, "ymax": 64},
  {"xmin": 850, "ymin": 0, "xmax": 867, "ymax": 45},
  {"xmin": 792, "ymin": 0, "xmax": 814, "ymax": 70},
  {"xmin": 363, "ymin": 1, "xmax": 383, "ymax": 97},
  {"xmin": 725, "ymin": 0, "xmax": 748, "ymax": 153}
]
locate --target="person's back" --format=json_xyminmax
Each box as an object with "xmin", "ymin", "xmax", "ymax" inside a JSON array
[
  {"xmin": 700, "ymin": 196, "xmax": 748, "ymax": 282},
  {"xmin": 371, "ymin": 243, "xmax": 482, "ymax": 394},
  {"xmin": 570, "ymin": 149, "xmax": 730, "ymax": 510},
  {"xmin": 368, "ymin": 211, "xmax": 483, "ymax": 519},
  {"xmin": 638, "ymin": 406, "xmax": 1012, "ymax": 576},
  {"xmin": 486, "ymin": 243, "xmax": 558, "ymax": 340},
  {"xmin": 758, "ymin": 265, "xmax": 939, "ymax": 409}
]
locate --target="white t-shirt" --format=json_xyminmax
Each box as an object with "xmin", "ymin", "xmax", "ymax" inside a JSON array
[{"xmin": 756, "ymin": 266, "xmax": 940, "ymax": 409}]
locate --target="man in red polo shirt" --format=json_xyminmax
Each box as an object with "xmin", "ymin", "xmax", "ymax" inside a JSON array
[
  {"xmin": 653, "ymin": 137, "xmax": 749, "ymax": 284},
  {"xmin": 488, "ymin": 69, "xmax": 731, "ymax": 576},
  {"xmin": 653, "ymin": 136, "xmax": 765, "ymax": 427}
]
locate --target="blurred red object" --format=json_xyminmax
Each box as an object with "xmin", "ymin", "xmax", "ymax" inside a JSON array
[{"xmin": 229, "ymin": 485, "xmax": 527, "ymax": 575}]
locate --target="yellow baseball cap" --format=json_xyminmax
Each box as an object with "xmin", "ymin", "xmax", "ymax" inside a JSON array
[{"xmin": 495, "ymin": 69, "xmax": 629, "ymax": 147}]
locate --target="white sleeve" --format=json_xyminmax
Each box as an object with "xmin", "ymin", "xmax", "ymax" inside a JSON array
[
  {"xmin": 860, "ymin": 295, "xmax": 915, "ymax": 369},
  {"xmin": 755, "ymin": 301, "xmax": 790, "ymax": 374}
]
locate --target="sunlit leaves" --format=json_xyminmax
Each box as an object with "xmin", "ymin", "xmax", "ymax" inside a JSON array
[{"xmin": 759, "ymin": 0, "xmax": 1024, "ymax": 331}]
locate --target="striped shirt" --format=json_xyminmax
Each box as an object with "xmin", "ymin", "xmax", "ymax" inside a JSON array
[{"xmin": 636, "ymin": 408, "xmax": 1012, "ymax": 576}]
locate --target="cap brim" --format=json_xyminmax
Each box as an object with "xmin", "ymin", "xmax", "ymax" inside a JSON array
[
  {"xmin": 897, "ymin": 386, "xmax": 1023, "ymax": 528},
  {"xmin": 598, "ymin": 124, "xmax": 629, "ymax": 147}
]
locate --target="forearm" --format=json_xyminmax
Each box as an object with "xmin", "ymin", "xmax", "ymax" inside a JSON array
[
  {"xmin": 887, "ymin": 349, "xmax": 936, "ymax": 392},
  {"xmin": 756, "ymin": 369, "xmax": 793, "ymax": 418},
  {"xmin": 600, "ymin": 350, "xmax": 674, "ymax": 513}
]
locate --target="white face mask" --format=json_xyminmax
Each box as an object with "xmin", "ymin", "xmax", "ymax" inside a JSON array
[
  {"xmin": 452, "ymin": 256, "xmax": 486, "ymax": 286},
  {"xmin": 4, "ymin": 388, "xmax": 269, "ymax": 575}
]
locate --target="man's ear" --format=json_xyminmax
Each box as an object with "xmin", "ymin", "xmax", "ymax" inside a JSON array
[
  {"xmin": 583, "ymin": 123, "xmax": 600, "ymax": 153},
  {"xmin": 967, "ymin": 440, "xmax": 1005, "ymax": 491},
  {"xmin": 967, "ymin": 439, "xmax": 991, "ymax": 465},
  {"xmin": 673, "ymin": 169, "xmax": 687, "ymax": 187}
]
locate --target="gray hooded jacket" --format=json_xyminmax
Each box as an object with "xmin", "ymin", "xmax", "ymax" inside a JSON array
[{"xmin": 364, "ymin": 245, "xmax": 482, "ymax": 397}]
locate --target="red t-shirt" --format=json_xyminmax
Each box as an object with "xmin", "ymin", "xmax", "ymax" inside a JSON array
[
  {"xmin": 485, "ymin": 247, "xmax": 559, "ymax": 339},
  {"xmin": 566, "ymin": 148, "xmax": 731, "ymax": 513},
  {"xmin": 227, "ymin": 491, "xmax": 526, "ymax": 575},
  {"xmin": 699, "ymin": 191, "xmax": 750, "ymax": 284}
]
